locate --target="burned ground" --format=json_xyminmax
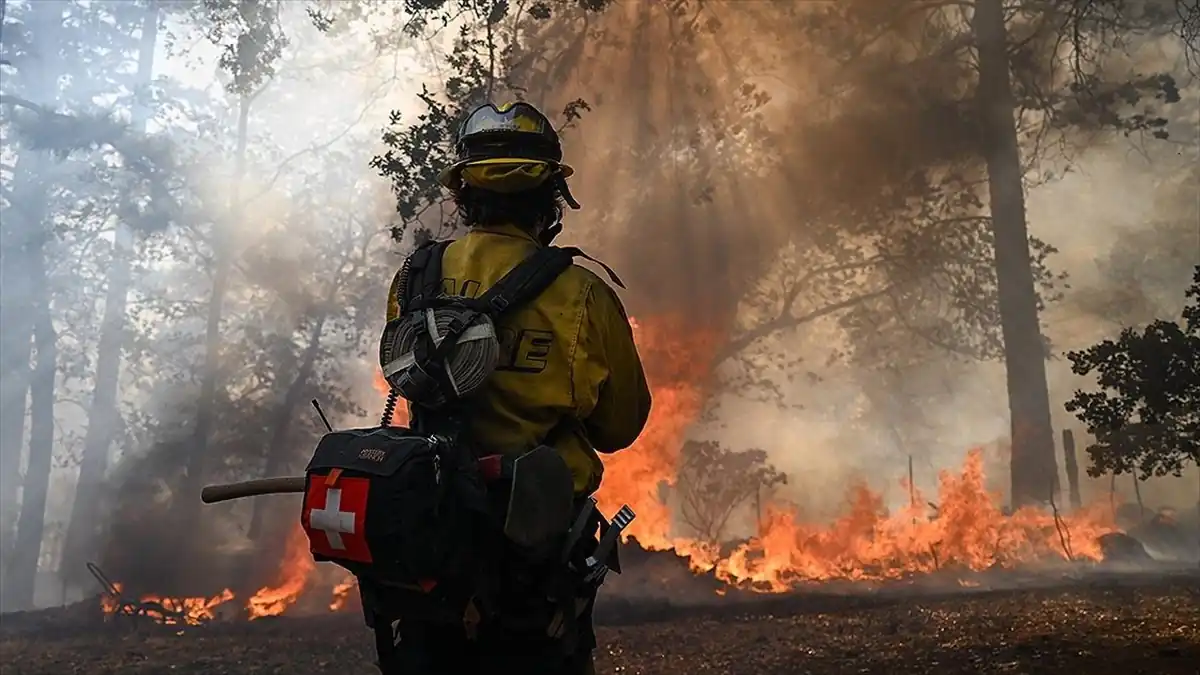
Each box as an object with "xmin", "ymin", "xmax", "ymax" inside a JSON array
[{"xmin": 1, "ymin": 571, "xmax": 1196, "ymax": 675}]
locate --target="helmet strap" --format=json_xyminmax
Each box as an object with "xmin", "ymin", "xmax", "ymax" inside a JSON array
[
  {"xmin": 536, "ymin": 175, "xmax": 577, "ymax": 246},
  {"xmin": 538, "ymin": 221, "xmax": 563, "ymax": 247},
  {"xmin": 556, "ymin": 175, "xmax": 580, "ymax": 210}
]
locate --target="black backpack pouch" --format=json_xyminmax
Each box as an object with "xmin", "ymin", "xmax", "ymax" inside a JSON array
[{"xmin": 300, "ymin": 425, "xmax": 491, "ymax": 625}]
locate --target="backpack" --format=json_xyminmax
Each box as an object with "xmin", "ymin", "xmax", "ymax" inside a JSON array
[
  {"xmin": 299, "ymin": 240, "xmax": 621, "ymax": 625},
  {"xmin": 378, "ymin": 240, "xmax": 620, "ymax": 413}
]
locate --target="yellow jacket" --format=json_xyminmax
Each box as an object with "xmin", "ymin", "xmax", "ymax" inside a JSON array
[{"xmin": 386, "ymin": 224, "xmax": 652, "ymax": 495}]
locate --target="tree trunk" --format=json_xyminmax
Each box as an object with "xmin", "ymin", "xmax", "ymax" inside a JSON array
[
  {"xmin": 1062, "ymin": 429, "xmax": 1082, "ymax": 510},
  {"xmin": 62, "ymin": 0, "xmax": 159, "ymax": 587},
  {"xmin": 972, "ymin": 0, "xmax": 1059, "ymax": 508},
  {"xmin": 179, "ymin": 93, "xmax": 252, "ymax": 537},
  {"xmin": 0, "ymin": 0, "xmax": 64, "ymax": 605},
  {"xmin": 1131, "ymin": 474, "xmax": 1144, "ymax": 518},
  {"xmin": 6, "ymin": 237, "xmax": 58, "ymax": 610},
  {"xmin": 0, "ymin": 161, "xmax": 38, "ymax": 565},
  {"xmin": 246, "ymin": 314, "xmax": 328, "ymax": 542}
]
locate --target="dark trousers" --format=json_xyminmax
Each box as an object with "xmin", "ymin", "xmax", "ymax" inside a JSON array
[
  {"xmin": 377, "ymin": 490, "xmax": 603, "ymax": 674},
  {"xmin": 384, "ymin": 599, "xmax": 597, "ymax": 675}
]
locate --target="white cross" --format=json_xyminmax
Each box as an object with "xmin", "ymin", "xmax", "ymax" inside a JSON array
[{"xmin": 309, "ymin": 488, "xmax": 357, "ymax": 550}]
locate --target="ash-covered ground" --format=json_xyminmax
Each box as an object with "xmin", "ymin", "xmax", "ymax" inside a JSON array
[{"xmin": 1, "ymin": 569, "xmax": 1196, "ymax": 675}]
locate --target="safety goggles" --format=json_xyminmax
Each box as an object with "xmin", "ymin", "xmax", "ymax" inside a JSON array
[{"xmin": 459, "ymin": 102, "xmax": 551, "ymax": 138}]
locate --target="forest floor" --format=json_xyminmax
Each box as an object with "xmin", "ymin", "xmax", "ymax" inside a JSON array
[{"xmin": 1, "ymin": 568, "xmax": 1198, "ymax": 675}]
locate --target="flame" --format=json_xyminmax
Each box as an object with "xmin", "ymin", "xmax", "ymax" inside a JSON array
[
  {"xmin": 330, "ymin": 574, "xmax": 357, "ymax": 611},
  {"xmin": 247, "ymin": 524, "xmax": 316, "ymax": 619},
  {"xmin": 100, "ymin": 583, "xmax": 235, "ymax": 625},
  {"xmin": 100, "ymin": 527, "xmax": 328, "ymax": 623},
  {"xmin": 593, "ymin": 314, "xmax": 1118, "ymax": 591},
  {"xmin": 595, "ymin": 314, "xmax": 722, "ymax": 548},
  {"xmin": 108, "ymin": 315, "xmax": 1121, "ymax": 622},
  {"xmin": 707, "ymin": 451, "xmax": 1114, "ymax": 591}
]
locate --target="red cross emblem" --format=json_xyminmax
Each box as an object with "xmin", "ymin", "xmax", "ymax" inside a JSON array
[{"xmin": 301, "ymin": 474, "xmax": 373, "ymax": 563}]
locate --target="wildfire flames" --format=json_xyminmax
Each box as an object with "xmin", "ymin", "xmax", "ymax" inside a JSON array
[
  {"xmin": 100, "ymin": 584, "xmax": 235, "ymax": 626},
  {"xmin": 102, "ymin": 314, "xmax": 1118, "ymax": 623},
  {"xmin": 101, "ymin": 520, "xmax": 348, "ymax": 624},
  {"xmin": 704, "ymin": 452, "xmax": 1113, "ymax": 590},
  {"xmin": 245, "ymin": 525, "xmax": 316, "ymax": 619},
  {"xmin": 595, "ymin": 315, "xmax": 1115, "ymax": 589}
]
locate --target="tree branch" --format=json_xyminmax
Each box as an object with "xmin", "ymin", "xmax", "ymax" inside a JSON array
[
  {"xmin": 718, "ymin": 285, "xmax": 895, "ymax": 365},
  {"xmin": 240, "ymin": 79, "xmax": 391, "ymax": 207}
]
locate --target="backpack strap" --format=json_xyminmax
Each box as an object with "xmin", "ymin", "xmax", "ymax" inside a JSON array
[
  {"xmin": 388, "ymin": 240, "xmax": 452, "ymax": 433},
  {"xmin": 403, "ymin": 240, "xmax": 452, "ymax": 312},
  {"xmin": 463, "ymin": 247, "xmax": 576, "ymax": 317},
  {"xmin": 567, "ymin": 247, "xmax": 626, "ymax": 290},
  {"xmin": 464, "ymin": 245, "xmax": 625, "ymax": 318},
  {"xmin": 392, "ymin": 243, "xmax": 624, "ymax": 415}
]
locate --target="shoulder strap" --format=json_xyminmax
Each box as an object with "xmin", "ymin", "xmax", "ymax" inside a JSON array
[
  {"xmin": 391, "ymin": 243, "xmax": 623, "ymax": 419},
  {"xmin": 565, "ymin": 247, "xmax": 626, "ymax": 290},
  {"xmin": 469, "ymin": 246, "xmax": 626, "ymax": 319},
  {"xmin": 469, "ymin": 246, "xmax": 577, "ymax": 317},
  {"xmin": 403, "ymin": 240, "xmax": 452, "ymax": 312},
  {"xmin": 391, "ymin": 240, "xmax": 452, "ymax": 433}
]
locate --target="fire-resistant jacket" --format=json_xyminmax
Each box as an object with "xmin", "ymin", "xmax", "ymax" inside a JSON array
[{"xmin": 385, "ymin": 223, "xmax": 653, "ymax": 495}]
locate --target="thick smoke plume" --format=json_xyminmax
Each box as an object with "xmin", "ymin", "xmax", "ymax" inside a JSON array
[
  {"xmin": 513, "ymin": 2, "xmax": 1197, "ymax": 517},
  {"xmin": 1, "ymin": 2, "xmax": 417, "ymax": 605}
]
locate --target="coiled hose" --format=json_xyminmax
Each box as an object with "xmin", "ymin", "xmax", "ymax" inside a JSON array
[{"xmin": 381, "ymin": 306, "xmax": 501, "ymax": 409}]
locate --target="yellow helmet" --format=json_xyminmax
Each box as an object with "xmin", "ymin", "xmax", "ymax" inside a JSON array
[{"xmin": 437, "ymin": 101, "xmax": 576, "ymax": 196}]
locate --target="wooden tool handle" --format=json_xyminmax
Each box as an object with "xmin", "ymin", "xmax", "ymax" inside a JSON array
[{"xmin": 200, "ymin": 476, "xmax": 307, "ymax": 504}]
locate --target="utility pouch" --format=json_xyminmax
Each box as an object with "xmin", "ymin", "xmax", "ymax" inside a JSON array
[{"xmin": 504, "ymin": 445, "xmax": 576, "ymax": 554}]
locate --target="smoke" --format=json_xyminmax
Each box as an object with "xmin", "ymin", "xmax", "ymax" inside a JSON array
[
  {"xmin": 79, "ymin": 18, "xmax": 421, "ymax": 596},
  {"xmin": 0, "ymin": 2, "xmax": 428, "ymax": 605},
  {"xmin": 517, "ymin": 2, "xmax": 1200, "ymax": 522},
  {"xmin": 88, "ymin": 0, "xmax": 1197, "ymax": 570},
  {"xmin": 2, "ymin": 0, "xmax": 1196, "ymax": 609},
  {"xmin": 549, "ymin": 2, "xmax": 984, "ymax": 308}
]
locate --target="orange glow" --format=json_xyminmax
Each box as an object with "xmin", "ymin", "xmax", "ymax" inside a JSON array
[
  {"xmin": 374, "ymin": 369, "xmax": 409, "ymax": 426},
  {"xmin": 106, "ymin": 316, "xmax": 1120, "ymax": 622},
  {"xmin": 595, "ymin": 314, "xmax": 722, "ymax": 549},
  {"xmin": 247, "ymin": 524, "xmax": 315, "ymax": 619},
  {"xmin": 100, "ymin": 583, "xmax": 235, "ymax": 625},
  {"xmin": 330, "ymin": 575, "xmax": 357, "ymax": 611},
  {"xmin": 593, "ymin": 314, "xmax": 1117, "ymax": 590},
  {"xmin": 706, "ymin": 450, "xmax": 1113, "ymax": 590}
]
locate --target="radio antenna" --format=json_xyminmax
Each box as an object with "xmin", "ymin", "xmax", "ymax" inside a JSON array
[{"xmin": 311, "ymin": 399, "xmax": 334, "ymax": 432}]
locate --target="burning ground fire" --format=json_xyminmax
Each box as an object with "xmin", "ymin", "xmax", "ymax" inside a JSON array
[
  {"xmin": 102, "ymin": 315, "xmax": 1118, "ymax": 622},
  {"xmin": 101, "ymin": 526, "xmax": 327, "ymax": 624},
  {"xmin": 594, "ymin": 316, "xmax": 1116, "ymax": 590},
  {"xmin": 100, "ymin": 585, "xmax": 235, "ymax": 626}
]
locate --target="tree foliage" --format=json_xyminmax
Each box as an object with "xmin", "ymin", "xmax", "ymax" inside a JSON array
[
  {"xmin": 751, "ymin": 0, "xmax": 1185, "ymax": 368},
  {"xmin": 370, "ymin": 0, "xmax": 610, "ymax": 244},
  {"xmin": 1065, "ymin": 266, "xmax": 1200, "ymax": 479},
  {"xmin": 675, "ymin": 440, "xmax": 786, "ymax": 543},
  {"xmin": 0, "ymin": 0, "xmax": 194, "ymax": 605},
  {"xmin": 1, "ymin": 0, "xmax": 412, "ymax": 603}
]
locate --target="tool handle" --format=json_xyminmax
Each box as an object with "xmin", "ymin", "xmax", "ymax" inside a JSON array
[
  {"xmin": 561, "ymin": 498, "xmax": 598, "ymax": 563},
  {"xmin": 200, "ymin": 476, "xmax": 306, "ymax": 504},
  {"xmin": 589, "ymin": 505, "xmax": 635, "ymax": 566}
]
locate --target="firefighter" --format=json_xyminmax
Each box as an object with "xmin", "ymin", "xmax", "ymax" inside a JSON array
[{"xmin": 383, "ymin": 101, "xmax": 653, "ymax": 674}]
